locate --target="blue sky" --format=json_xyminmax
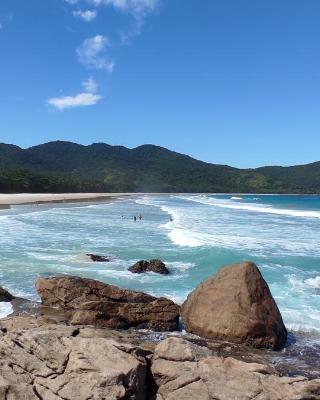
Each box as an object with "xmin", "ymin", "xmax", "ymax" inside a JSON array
[{"xmin": 0, "ymin": 0, "xmax": 320, "ymax": 167}]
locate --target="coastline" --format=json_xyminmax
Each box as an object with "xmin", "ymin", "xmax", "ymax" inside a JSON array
[
  {"xmin": 0, "ymin": 192, "xmax": 318, "ymax": 209},
  {"xmin": 0, "ymin": 193, "xmax": 134, "ymax": 208}
]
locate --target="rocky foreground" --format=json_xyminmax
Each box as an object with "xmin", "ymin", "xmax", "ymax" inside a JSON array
[{"xmin": 0, "ymin": 261, "xmax": 319, "ymax": 399}]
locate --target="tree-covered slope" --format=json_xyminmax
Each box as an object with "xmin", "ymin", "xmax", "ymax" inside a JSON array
[{"xmin": 0, "ymin": 141, "xmax": 318, "ymax": 193}]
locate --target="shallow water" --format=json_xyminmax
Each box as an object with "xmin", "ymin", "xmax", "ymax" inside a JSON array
[{"xmin": 0, "ymin": 194, "xmax": 319, "ymax": 337}]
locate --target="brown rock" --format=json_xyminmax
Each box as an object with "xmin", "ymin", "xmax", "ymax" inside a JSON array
[
  {"xmin": 0, "ymin": 286, "xmax": 14, "ymax": 302},
  {"xmin": 181, "ymin": 261, "xmax": 287, "ymax": 349},
  {"xmin": 152, "ymin": 337, "xmax": 320, "ymax": 400},
  {"xmin": 0, "ymin": 316, "xmax": 319, "ymax": 400},
  {"xmin": 129, "ymin": 259, "xmax": 169, "ymax": 275},
  {"xmin": 36, "ymin": 275, "xmax": 179, "ymax": 331},
  {"xmin": 0, "ymin": 316, "xmax": 149, "ymax": 400}
]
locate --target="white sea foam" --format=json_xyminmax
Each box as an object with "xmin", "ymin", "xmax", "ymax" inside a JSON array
[
  {"xmin": 168, "ymin": 261, "xmax": 195, "ymax": 271},
  {"xmin": 136, "ymin": 196, "xmax": 320, "ymax": 254},
  {"xmin": 305, "ymin": 276, "xmax": 320, "ymax": 289},
  {"xmin": 231, "ymin": 196, "xmax": 242, "ymax": 200},
  {"xmin": 285, "ymin": 322, "xmax": 320, "ymax": 333},
  {"xmin": 183, "ymin": 195, "xmax": 320, "ymax": 219},
  {"xmin": 0, "ymin": 302, "xmax": 13, "ymax": 319},
  {"xmin": 168, "ymin": 229, "xmax": 205, "ymax": 247}
]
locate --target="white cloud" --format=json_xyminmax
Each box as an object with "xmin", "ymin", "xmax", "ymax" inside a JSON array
[
  {"xmin": 65, "ymin": 0, "xmax": 79, "ymax": 4},
  {"xmin": 77, "ymin": 35, "xmax": 114, "ymax": 71},
  {"xmin": 48, "ymin": 92, "xmax": 102, "ymax": 110},
  {"xmin": 73, "ymin": 9, "xmax": 97, "ymax": 21},
  {"xmin": 82, "ymin": 76, "xmax": 98, "ymax": 93},
  {"xmin": 88, "ymin": 0, "xmax": 159, "ymax": 42},
  {"xmin": 88, "ymin": 0, "xmax": 159, "ymax": 16}
]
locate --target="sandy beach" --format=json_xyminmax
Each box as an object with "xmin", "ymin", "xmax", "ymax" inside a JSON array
[{"xmin": 0, "ymin": 193, "xmax": 132, "ymax": 208}]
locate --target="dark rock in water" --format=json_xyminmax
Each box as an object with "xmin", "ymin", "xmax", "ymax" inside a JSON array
[
  {"xmin": 0, "ymin": 286, "xmax": 14, "ymax": 302},
  {"xmin": 35, "ymin": 275, "xmax": 179, "ymax": 331},
  {"xmin": 148, "ymin": 259, "xmax": 169, "ymax": 274},
  {"xmin": 86, "ymin": 253, "xmax": 110, "ymax": 262},
  {"xmin": 129, "ymin": 260, "xmax": 149, "ymax": 273},
  {"xmin": 129, "ymin": 259, "xmax": 169, "ymax": 275},
  {"xmin": 181, "ymin": 261, "xmax": 287, "ymax": 350}
]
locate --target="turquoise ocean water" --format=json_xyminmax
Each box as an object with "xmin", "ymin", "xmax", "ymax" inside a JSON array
[{"xmin": 0, "ymin": 194, "xmax": 319, "ymax": 336}]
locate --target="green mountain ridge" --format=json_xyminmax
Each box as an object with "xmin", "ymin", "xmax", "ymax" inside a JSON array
[{"xmin": 0, "ymin": 141, "xmax": 319, "ymax": 193}]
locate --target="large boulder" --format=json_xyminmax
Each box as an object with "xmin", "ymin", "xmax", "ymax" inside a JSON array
[
  {"xmin": 152, "ymin": 337, "xmax": 320, "ymax": 400},
  {"xmin": 181, "ymin": 261, "xmax": 287, "ymax": 349},
  {"xmin": 0, "ymin": 317, "xmax": 149, "ymax": 400},
  {"xmin": 129, "ymin": 259, "xmax": 169, "ymax": 275},
  {"xmin": 35, "ymin": 275, "xmax": 179, "ymax": 331}
]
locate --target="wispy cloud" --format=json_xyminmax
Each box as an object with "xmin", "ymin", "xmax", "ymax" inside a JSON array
[
  {"xmin": 77, "ymin": 35, "xmax": 114, "ymax": 71},
  {"xmin": 89, "ymin": 0, "xmax": 159, "ymax": 16},
  {"xmin": 65, "ymin": 0, "xmax": 79, "ymax": 4},
  {"xmin": 88, "ymin": 0, "xmax": 160, "ymax": 42},
  {"xmin": 82, "ymin": 76, "xmax": 98, "ymax": 93},
  {"xmin": 48, "ymin": 92, "xmax": 102, "ymax": 110},
  {"xmin": 73, "ymin": 9, "xmax": 97, "ymax": 21}
]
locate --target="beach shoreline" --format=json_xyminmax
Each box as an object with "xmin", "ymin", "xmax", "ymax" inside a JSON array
[
  {"xmin": 0, "ymin": 193, "xmax": 135, "ymax": 208},
  {"xmin": 0, "ymin": 192, "xmax": 318, "ymax": 209}
]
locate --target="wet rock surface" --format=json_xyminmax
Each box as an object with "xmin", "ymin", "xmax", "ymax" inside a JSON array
[
  {"xmin": 181, "ymin": 261, "xmax": 287, "ymax": 349},
  {"xmin": 0, "ymin": 286, "xmax": 14, "ymax": 302},
  {"xmin": 129, "ymin": 259, "xmax": 169, "ymax": 275},
  {"xmin": 36, "ymin": 275, "xmax": 179, "ymax": 331}
]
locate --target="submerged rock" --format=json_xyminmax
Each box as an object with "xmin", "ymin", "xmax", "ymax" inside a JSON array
[
  {"xmin": 35, "ymin": 275, "xmax": 179, "ymax": 331},
  {"xmin": 181, "ymin": 261, "xmax": 287, "ymax": 349},
  {"xmin": 152, "ymin": 337, "xmax": 320, "ymax": 400},
  {"xmin": 86, "ymin": 253, "xmax": 110, "ymax": 262},
  {"xmin": 129, "ymin": 259, "xmax": 169, "ymax": 275}
]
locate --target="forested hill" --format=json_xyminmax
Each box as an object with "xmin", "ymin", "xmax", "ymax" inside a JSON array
[{"xmin": 0, "ymin": 141, "xmax": 319, "ymax": 193}]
